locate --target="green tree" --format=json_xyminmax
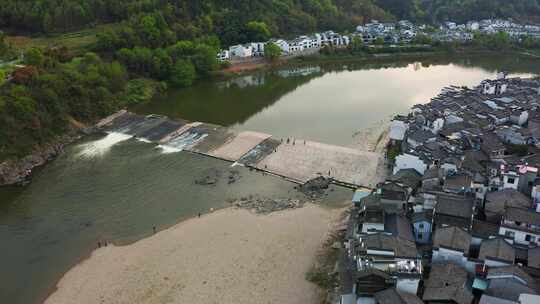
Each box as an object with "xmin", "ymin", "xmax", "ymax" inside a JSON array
[
  {"xmin": 350, "ymin": 36, "xmax": 364, "ymax": 53},
  {"xmin": 245, "ymin": 21, "xmax": 271, "ymax": 42},
  {"xmin": 25, "ymin": 48, "xmax": 45, "ymax": 67},
  {"xmin": 0, "ymin": 69, "xmax": 5, "ymax": 85},
  {"xmin": 264, "ymin": 43, "xmax": 282, "ymax": 61},
  {"xmin": 169, "ymin": 59, "xmax": 196, "ymax": 88},
  {"xmin": 374, "ymin": 37, "xmax": 385, "ymax": 45}
]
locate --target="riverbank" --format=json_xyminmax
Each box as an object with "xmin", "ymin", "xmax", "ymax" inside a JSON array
[
  {"xmin": 220, "ymin": 48, "xmax": 540, "ymax": 76},
  {"xmin": 0, "ymin": 132, "xmax": 82, "ymax": 186},
  {"xmin": 44, "ymin": 203, "xmax": 346, "ymax": 304}
]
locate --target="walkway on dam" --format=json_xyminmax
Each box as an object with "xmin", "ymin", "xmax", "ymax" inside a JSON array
[{"xmin": 97, "ymin": 110, "xmax": 384, "ymax": 189}]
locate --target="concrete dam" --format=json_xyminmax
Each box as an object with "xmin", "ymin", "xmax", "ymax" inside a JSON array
[{"xmin": 96, "ymin": 110, "xmax": 384, "ymax": 189}]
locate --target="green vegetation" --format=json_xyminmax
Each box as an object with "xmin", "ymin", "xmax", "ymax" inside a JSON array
[
  {"xmin": 386, "ymin": 142, "xmax": 402, "ymax": 162},
  {"xmin": 264, "ymin": 43, "xmax": 282, "ymax": 61},
  {"xmin": 0, "ymin": 50, "xmax": 134, "ymax": 160}
]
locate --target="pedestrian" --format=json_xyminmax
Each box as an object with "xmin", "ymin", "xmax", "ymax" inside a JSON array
[
  {"xmin": 198, "ymin": 212, "xmax": 201, "ymax": 218},
  {"xmin": 287, "ymin": 138, "xmax": 290, "ymax": 144},
  {"xmin": 153, "ymin": 226, "xmax": 156, "ymax": 234},
  {"xmin": 104, "ymin": 241, "xmax": 108, "ymax": 247},
  {"xmin": 98, "ymin": 241, "xmax": 101, "ymax": 248},
  {"xmin": 304, "ymin": 140, "xmax": 306, "ymax": 145}
]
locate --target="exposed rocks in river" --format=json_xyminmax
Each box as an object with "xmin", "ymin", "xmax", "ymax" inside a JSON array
[
  {"xmin": 195, "ymin": 168, "xmax": 242, "ymax": 186},
  {"xmin": 298, "ymin": 176, "xmax": 332, "ymax": 198},
  {"xmin": 232, "ymin": 197, "xmax": 305, "ymax": 214}
]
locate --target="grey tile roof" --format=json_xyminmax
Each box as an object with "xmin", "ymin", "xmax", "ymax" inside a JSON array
[
  {"xmin": 423, "ymin": 263, "xmax": 474, "ymax": 304},
  {"xmin": 433, "ymin": 226, "xmax": 471, "ymax": 253},
  {"xmin": 478, "ymin": 238, "xmax": 516, "ymax": 263},
  {"xmin": 436, "ymin": 194, "xmax": 474, "ymax": 219},
  {"xmin": 504, "ymin": 207, "xmax": 540, "ymax": 225},
  {"xmin": 471, "ymin": 220, "xmax": 500, "ymax": 239},
  {"xmin": 485, "ymin": 189, "xmax": 531, "ymax": 215},
  {"xmin": 443, "ymin": 174, "xmax": 472, "ymax": 191},
  {"xmin": 374, "ymin": 288, "xmax": 423, "ymax": 304},
  {"xmin": 528, "ymin": 247, "xmax": 540, "ymax": 269},
  {"xmin": 486, "ymin": 266, "xmax": 540, "ymax": 301},
  {"xmin": 388, "ymin": 169, "xmax": 422, "ymax": 190},
  {"xmin": 361, "ymin": 233, "xmax": 418, "ymax": 258}
]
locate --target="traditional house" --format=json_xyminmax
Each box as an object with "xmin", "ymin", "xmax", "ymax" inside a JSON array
[
  {"xmin": 407, "ymin": 129, "xmax": 437, "ymax": 148},
  {"xmin": 394, "ymin": 153, "xmax": 429, "ymax": 175},
  {"xmin": 443, "ymin": 174, "xmax": 473, "ymax": 194},
  {"xmin": 482, "ymin": 266, "xmax": 540, "ymax": 304},
  {"xmin": 434, "ymin": 194, "xmax": 474, "ymax": 230},
  {"xmin": 355, "ymin": 268, "xmax": 395, "ymax": 297},
  {"xmin": 481, "ymin": 133, "xmax": 506, "ymax": 160},
  {"xmin": 411, "ymin": 211, "xmax": 433, "ymax": 244},
  {"xmin": 499, "ymin": 207, "xmax": 540, "ymax": 246},
  {"xmin": 422, "ymin": 263, "xmax": 474, "ymax": 304},
  {"xmin": 484, "ymin": 189, "xmax": 531, "ymax": 223},
  {"xmin": 389, "ymin": 120, "xmax": 409, "ymax": 143},
  {"xmin": 478, "ymin": 237, "xmax": 516, "ymax": 267},
  {"xmin": 432, "ymin": 226, "xmax": 471, "ymax": 267},
  {"xmin": 374, "ymin": 288, "xmax": 423, "ymax": 304}
]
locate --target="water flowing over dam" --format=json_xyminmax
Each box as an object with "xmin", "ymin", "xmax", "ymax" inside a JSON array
[{"xmin": 97, "ymin": 110, "xmax": 384, "ymax": 188}]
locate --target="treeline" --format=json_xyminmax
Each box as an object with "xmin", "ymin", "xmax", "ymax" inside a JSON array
[
  {"xmin": 0, "ymin": 0, "xmax": 390, "ymax": 41},
  {"xmin": 2, "ymin": 0, "xmax": 540, "ymax": 39},
  {"xmin": 377, "ymin": 0, "xmax": 540, "ymax": 23}
]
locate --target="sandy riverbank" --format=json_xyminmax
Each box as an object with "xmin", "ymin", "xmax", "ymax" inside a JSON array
[{"xmin": 44, "ymin": 204, "xmax": 345, "ymax": 304}]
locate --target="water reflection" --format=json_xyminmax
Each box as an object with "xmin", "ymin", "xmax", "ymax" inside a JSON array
[{"xmin": 135, "ymin": 54, "xmax": 539, "ymax": 146}]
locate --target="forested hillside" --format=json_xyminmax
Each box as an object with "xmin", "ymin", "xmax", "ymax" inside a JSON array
[
  {"xmin": 0, "ymin": 0, "xmax": 390, "ymax": 41},
  {"xmin": 2, "ymin": 0, "xmax": 540, "ymax": 41},
  {"xmin": 375, "ymin": 0, "xmax": 540, "ymax": 23}
]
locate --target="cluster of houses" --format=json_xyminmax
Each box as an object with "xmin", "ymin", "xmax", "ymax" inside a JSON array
[
  {"xmin": 340, "ymin": 75, "xmax": 540, "ymax": 304},
  {"xmin": 434, "ymin": 18, "xmax": 540, "ymax": 42},
  {"xmin": 218, "ymin": 18, "xmax": 540, "ymax": 61},
  {"xmin": 354, "ymin": 20, "xmax": 420, "ymax": 45},
  {"xmin": 217, "ymin": 31, "xmax": 351, "ymax": 61}
]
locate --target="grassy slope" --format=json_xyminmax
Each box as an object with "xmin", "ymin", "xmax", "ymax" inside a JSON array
[{"xmin": 5, "ymin": 23, "xmax": 120, "ymax": 54}]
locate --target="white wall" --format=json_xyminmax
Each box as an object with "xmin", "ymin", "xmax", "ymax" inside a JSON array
[
  {"xmin": 432, "ymin": 247, "xmax": 467, "ymax": 267},
  {"xmin": 396, "ymin": 278, "xmax": 420, "ymax": 295},
  {"xmin": 394, "ymin": 154, "xmax": 427, "ymax": 175},
  {"xmin": 503, "ymin": 175, "xmax": 519, "ymax": 190},
  {"xmin": 499, "ymin": 226, "xmax": 540, "ymax": 246},
  {"xmin": 362, "ymin": 223, "xmax": 385, "ymax": 233}
]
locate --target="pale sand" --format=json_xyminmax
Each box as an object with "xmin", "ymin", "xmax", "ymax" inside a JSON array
[{"xmin": 44, "ymin": 204, "xmax": 344, "ymax": 304}]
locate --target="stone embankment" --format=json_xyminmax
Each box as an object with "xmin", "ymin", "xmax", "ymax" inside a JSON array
[{"xmin": 0, "ymin": 134, "xmax": 82, "ymax": 186}]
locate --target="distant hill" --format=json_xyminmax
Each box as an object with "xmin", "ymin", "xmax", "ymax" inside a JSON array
[{"xmin": 375, "ymin": 0, "xmax": 540, "ymax": 24}]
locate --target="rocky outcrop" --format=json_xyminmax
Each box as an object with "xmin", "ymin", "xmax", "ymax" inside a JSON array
[{"xmin": 0, "ymin": 134, "xmax": 81, "ymax": 186}]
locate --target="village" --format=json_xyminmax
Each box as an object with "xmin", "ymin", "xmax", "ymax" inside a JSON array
[
  {"xmin": 335, "ymin": 74, "xmax": 540, "ymax": 304},
  {"xmin": 217, "ymin": 18, "xmax": 540, "ymax": 62}
]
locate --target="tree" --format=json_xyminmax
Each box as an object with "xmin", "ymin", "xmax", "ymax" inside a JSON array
[
  {"xmin": 374, "ymin": 37, "xmax": 385, "ymax": 45},
  {"xmin": 169, "ymin": 59, "xmax": 196, "ymax": 88},
  {"xmin": 25, "ymin": 48, "xmax": 45, "ymax": 67},
  {"xmin": 245, "ymin": 21, "xmax": 271, "ymax": 42},
  {"xmin": 350, "ymin": 36, "xmax": 364, "ymax": 53},
  {"xmin": 264, "ymin": 43, "xmax": 282, "ymax": 61},
  {"xmin": 0, "ymin": 69, "xmax": 5, "ymax": 85}
]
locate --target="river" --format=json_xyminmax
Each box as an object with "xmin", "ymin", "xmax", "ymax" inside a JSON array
[{"xmin": 1, "ymin": 53, "xmax": 539, "ymax": 304}]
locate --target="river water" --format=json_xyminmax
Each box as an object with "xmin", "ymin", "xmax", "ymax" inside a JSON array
[{"xmin": 1, "ymin": 54, "xmax": 539, "ymax": 304}]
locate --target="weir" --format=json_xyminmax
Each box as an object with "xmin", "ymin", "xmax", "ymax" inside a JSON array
[{"xmin": 96, "ymin": 110, "xmax": 384, "ymax": 189}]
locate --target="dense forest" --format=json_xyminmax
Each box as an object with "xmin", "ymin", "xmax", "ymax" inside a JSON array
[{"xmin": 2, "ymin": 0, "xmax": 540, "ymax": 39}]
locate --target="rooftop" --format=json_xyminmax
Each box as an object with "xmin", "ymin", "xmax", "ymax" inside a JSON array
[
  {"xmin": 433, "ymin": 226, "xmax": 471, "ymax": 253},
  {"xmin": 423, "ymin": 263, "xmax": 474, "ymax": 304},
  {"xmin": 478, "ymin": 238, "xmax": 516, "ymax": 263}
]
